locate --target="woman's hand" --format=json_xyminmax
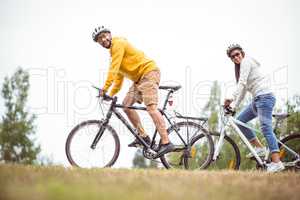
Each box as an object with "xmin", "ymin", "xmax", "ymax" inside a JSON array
[{"xmin": 224, "ymin": 99, "xmax": 233, "ymax": 108}]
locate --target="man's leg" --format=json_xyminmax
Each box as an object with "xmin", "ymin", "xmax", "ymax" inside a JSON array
[
  {"xmin": 123, "ymin": 85, "xmax": 151, "ymax": 147},
  {"xmin": 122, "ymin": 94, "xmax": 148, "ymax": 138},
  {"xmin": 146, "ymin": 104, "xmax": 169, "ymax": 144},
  {"xmin": 138, "ymin": 70, "xmax": 174, "ymax": 156},
  {"xmin": 146, "ymin": 103, "xmax": 174, "ymax": 157}
]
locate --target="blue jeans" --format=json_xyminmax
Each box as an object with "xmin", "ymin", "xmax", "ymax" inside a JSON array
[{"xmin": 236, "ymin": 93, "xmax": 279, "ymax": 153}]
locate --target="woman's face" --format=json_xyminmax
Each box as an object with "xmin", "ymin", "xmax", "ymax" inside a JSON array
[{"xmin": 229, "ymin": 49, "xmax": 244, "ymax": 65}]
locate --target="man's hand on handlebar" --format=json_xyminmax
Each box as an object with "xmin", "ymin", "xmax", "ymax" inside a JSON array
[
  {"xmin": 99, "ymin": 89, "xmax": 106, "ymax": 98},
  {"xmin": 97, "ymin": 88, "xmax": 113, "ymax": 101}
]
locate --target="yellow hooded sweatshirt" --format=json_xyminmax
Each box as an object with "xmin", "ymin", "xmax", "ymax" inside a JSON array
[{"xmin": 102, "ymin": 37, "xmax": 158, "ymax": 96}]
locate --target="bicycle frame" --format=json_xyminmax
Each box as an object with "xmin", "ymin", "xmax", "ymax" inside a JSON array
[
  {"xmin": 213, "ymin": 115, "xmax": 300, "ymax": 167},
  {"xmin": 91, "ymin": 88, "xmax": 191, "ymax": 153}
]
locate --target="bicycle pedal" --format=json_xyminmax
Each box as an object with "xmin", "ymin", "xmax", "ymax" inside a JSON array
[{"xmin": 151, "ymin": 144, "xmax": 160, "ymax": 152}]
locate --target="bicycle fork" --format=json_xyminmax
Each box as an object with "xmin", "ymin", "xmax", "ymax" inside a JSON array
[
  {"xmin": 213, "ymin": 127, "xmax": 226, "ymax": 161},
  {"xmin": 90, "ymin": 101, "xmax": 115, "ymax": 149},
  {"xmin": 90, "ymin": 119, "xmax": 108, "ymax": 149}
]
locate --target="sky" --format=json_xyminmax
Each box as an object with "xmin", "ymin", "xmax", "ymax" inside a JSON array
[{"xmin": 0, "ymin": 0, "xmax": 299, "ymax": 167}]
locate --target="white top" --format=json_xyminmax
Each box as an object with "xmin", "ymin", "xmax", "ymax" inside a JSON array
[{"xmin": 231, "ymin": 56, "xmax": 272, "ymax": 109}]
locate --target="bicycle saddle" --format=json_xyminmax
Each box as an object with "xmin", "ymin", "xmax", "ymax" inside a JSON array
[{"xmin": 159, "ymin": 85, "xmax": 182, "ymax": 91}]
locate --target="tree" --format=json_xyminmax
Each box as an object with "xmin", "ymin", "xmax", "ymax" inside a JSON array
[
  {"xmin": 0, "ymin": 68, "xmax": 40, "ymax": 164},
  {"xmin": 274, "ymin": 94, "xmax": 300, "ymax": 137},
  {"xmin": 202, "ymin": 81, "xmax": 221, "ymax": 132}
]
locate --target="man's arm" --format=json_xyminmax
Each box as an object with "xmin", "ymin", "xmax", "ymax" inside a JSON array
[
  {"xmin": 102, "ymin": 40, "xmax": 125, "ymax": 92},
  {"xmin": 109, "ymin": 73, "xmax": 124, "ymax": 96}
]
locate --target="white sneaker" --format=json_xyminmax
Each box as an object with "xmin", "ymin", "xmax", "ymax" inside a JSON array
[
  {"xmin": 246, "ymin": 147, "xmax": 267, "ymax": 158},
  {"xmin": 267, "ymin": 161, "xmax": 285, "ymax": 173}
]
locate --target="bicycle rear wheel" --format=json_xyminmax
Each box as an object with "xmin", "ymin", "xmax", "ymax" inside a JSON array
[
  {"xmin": 208, "ymin": 132, "xmax": 241, "ymax": 170},
  {"xmin": 279, "ymin": 133, "xmax": 300, "ymax": 171},
  {"xmin": 65, "ymin": 120, "xmax": 120, "ymax": 168},
  {"xmin": 160, "ymin": 121, "xmax": 214, "ymax": 169},
  {"xmin": 184, "ymin": 132, "xmax": 214, "ymax": 170}
]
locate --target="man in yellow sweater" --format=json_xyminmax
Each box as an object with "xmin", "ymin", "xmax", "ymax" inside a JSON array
[{"xmin": 92, "ymin": 26, "xmax": 174, "ymax": 157}]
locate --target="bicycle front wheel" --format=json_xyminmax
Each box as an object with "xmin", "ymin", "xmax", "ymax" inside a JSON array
[
  {"xmin": 208, "ymin": 132, "xmax": 241, "ymax": 170},
  {"xmin": 160, "ymin": 121, "xmax": 214, "ymax": 169},
  {"xmin": 279, "ymin": 133, "xmax": 300, "ymax": 171},
  {"xmin": 65, "ymin": 120, "xmax": 120, "ymax": 168}
]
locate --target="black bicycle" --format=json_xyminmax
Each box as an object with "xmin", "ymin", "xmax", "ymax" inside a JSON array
[{"xmin": 65, "ymin": 85, "xmax": 214, "ymax": 169}]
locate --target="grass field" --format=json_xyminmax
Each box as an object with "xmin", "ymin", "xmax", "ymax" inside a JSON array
[{"xmin": 0, "ymin": 164, "xmax": 299, "ymax": 200}]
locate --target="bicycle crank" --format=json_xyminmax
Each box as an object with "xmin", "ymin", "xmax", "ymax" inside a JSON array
[{"xmin": 143, "ymin": 148, "xmax": 158, "ymax": 160}]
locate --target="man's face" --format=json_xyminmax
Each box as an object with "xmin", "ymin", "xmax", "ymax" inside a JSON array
[
  {"xmin": 230, "ymin": 49, "xmax": 244, "ymax": 65},
  {"xmin": 96, "ymin": 32, "xmax": 112, "ymax": 49}
]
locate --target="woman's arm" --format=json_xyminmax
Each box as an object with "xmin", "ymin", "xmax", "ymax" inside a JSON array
[{"xmin": 231, "ymin": 58, "xmax": 252, "ymax": 109}]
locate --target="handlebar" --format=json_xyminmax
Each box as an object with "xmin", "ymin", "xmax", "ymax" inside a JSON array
[{"xmin": 92, "ymin": 86, "xmax": 114, "ymax": 101}]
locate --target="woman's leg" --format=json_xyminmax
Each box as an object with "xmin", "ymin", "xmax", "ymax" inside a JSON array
[
  {"xmin": 255, "ymin": 94, "xmax": 280, "ymax": 162},
  {"xmin": 237, "ymin": 102, "xmax": 263, "ymax": 147}
]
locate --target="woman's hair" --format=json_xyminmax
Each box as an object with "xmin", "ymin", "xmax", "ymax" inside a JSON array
[
  {"xmin": 226, "ymin": 44, "xmax": 246, "ymax": 83},
  {"xmin": 235, "ymin": 64, "xmax": 240, "ymax": 83},
  {"xmin": 234, "ymin": 50, "xmax": 245, "ymax": 83}
]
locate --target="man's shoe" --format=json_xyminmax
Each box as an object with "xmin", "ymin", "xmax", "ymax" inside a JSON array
[
  {"xmin": 154, "ymin": 142, "xmax": 175, "ymax": 158},
  {"xmin": 128, "ymin": 136, "xmax": 151, "ymax": 148},
  {"xmin": 267, "ymin": 161, "xmax": 285, "ymax": 172},
  {"xmin": 246, "ymin": 147, "xmax": 267, "ymax": 158}
]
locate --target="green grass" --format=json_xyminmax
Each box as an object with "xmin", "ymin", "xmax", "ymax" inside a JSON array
[{"xmin": 0, "ymin": 164, "xmax": 299, "ymax": 200}]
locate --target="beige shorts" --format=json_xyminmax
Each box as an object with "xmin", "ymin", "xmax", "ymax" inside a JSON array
[{"xmin": 125, "ymin": 70, "xmax": 160, "ymax": 106}]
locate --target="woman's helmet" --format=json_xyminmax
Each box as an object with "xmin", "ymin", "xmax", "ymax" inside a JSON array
[
  {"xmin": 226, "ymin": 44, "xmax": 243, "ymax": 57},
  {"xmin": 92, "ymin": 26, "xmax": 110, "ymax": 42}
]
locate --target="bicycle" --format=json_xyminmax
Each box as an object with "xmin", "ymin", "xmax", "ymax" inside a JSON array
[
  {"xmin": 206, "ymin": 107, "xmax": 300, "ymax": 171},
  {"xmin": 65, "ymin": 85, "xmax": 214, "ymax": 169}
]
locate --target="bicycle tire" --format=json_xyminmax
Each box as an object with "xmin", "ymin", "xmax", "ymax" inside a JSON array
[
  {"xmin": 160, "ymin": 121, "xmax": 214, "ymax": 169},
  {"xmin": 183, "ymin": 131, "xmax": 215, "ymax": 170},
  {"xmin": 66, "ymin": 120, "xmax": 120, "ymax": 168},
  {"xmin": 278, "ymin": 133, "xmax": 300, "ymax": 171},
  {"xmin": 208, "ymin": 132, "xmax": 241, "ymax": 170}
]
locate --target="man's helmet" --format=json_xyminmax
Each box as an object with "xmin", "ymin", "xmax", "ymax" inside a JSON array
[
  {"xmin": 226, "ymin": 44, "xmax": 243, "ymax": 57},
  {"xmin": 92, "ymin": 26, "xmax": 110, "ymax": 42}
]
